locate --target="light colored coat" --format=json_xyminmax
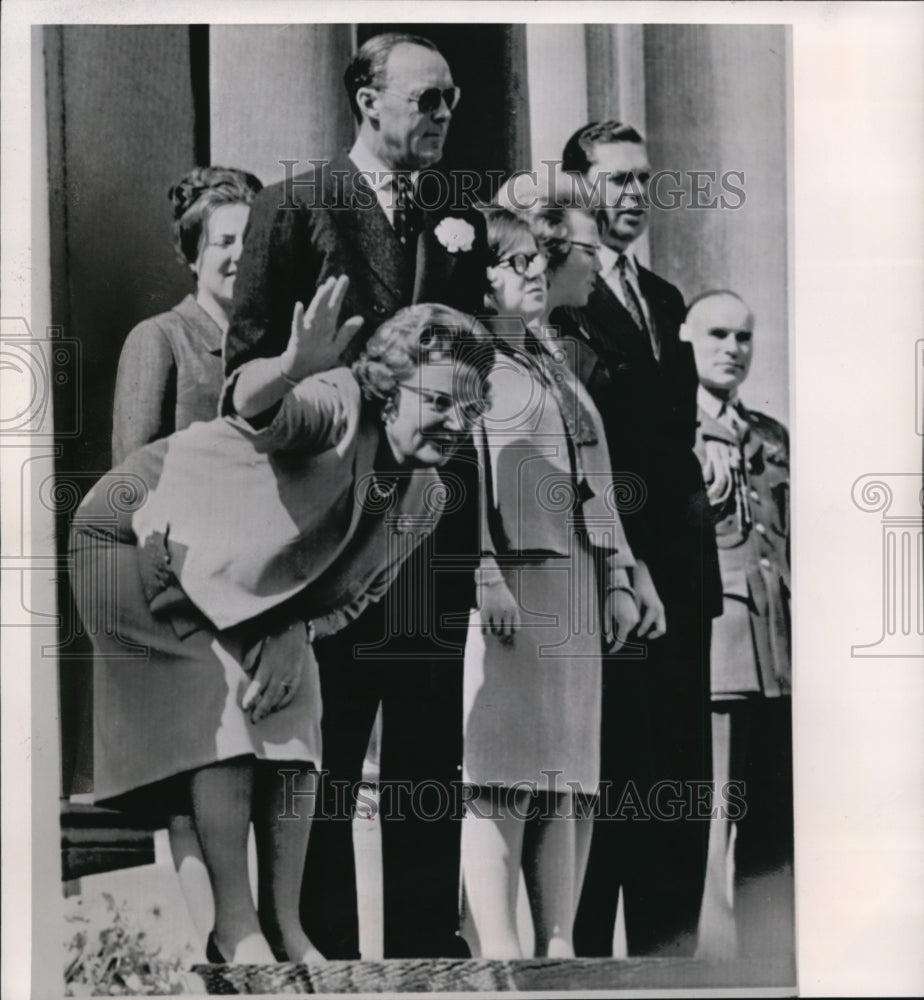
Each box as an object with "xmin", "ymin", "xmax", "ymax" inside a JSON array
[{"xmin": 104, "ymin": 367, "xmax": 441, "ymax": 634}]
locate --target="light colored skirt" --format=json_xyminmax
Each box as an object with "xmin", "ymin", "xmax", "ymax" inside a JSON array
[
  {"xmin": 462, "ymin": 541, "xmax": 602, "ymax": 795},
  {"xmin": 70, "ymin": 522, "xmax": 321, "ymax": 815}
]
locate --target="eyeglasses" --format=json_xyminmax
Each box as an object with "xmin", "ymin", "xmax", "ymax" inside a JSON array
[
  {"xmin": 399, "ymin": 383, "xmax": 487, "ymax": 423},
  {"xmin": 377, "ymin": 86, "xmax": 461, "ymax": 115},
  {"xmin": 495, "ymin": 252, "xmax": 548, "ymax": 278}
]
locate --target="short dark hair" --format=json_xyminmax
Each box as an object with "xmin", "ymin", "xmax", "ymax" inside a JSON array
[
  {"xmin": 169, "ymin": 165, "xmax": 262, "ymax": 265},
  {"xmin": 561, "ymin": 120, "xmax": 646, "ymax": 175},
  {"xmin": 343, "ymin": 33, "xmax": 440, "ymax": 123}
]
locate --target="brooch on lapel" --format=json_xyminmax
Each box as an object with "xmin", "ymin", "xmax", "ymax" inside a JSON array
[{"xmin": 434, "ymin": 217, "xmax": 475, "ymax": 253}]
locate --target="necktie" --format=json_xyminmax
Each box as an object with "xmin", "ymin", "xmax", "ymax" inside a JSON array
[
  {"xmin": 616, "ymin": 254, "xmax": 660, "ymax": 361},
  {"xmin": 393, "ymin": 173, "xmax": 423, "ymax": 262}
]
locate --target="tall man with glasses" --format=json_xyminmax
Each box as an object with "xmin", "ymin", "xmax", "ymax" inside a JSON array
[
  {"xmin": 225, "ymin": 32, "xmax": 490, "ymax": 959},
  {"xmin": 553, "ymin": 121, "xmax": 723, "ymax": 957}
]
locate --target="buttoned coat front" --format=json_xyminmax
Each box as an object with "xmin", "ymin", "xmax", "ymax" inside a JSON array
[{"xmin": 695, "ymin": 405, "xmax": 791, "ymax": 698}]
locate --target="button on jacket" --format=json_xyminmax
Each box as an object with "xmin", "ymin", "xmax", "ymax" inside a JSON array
[{"xmin": 695, "ymin": 398, "xmax": 791, "ymax": 698}]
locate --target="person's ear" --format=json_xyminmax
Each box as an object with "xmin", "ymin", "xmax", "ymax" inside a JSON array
[{"xmin": 356, "ymin": 87, "xmax": 381, "ymax": 123}]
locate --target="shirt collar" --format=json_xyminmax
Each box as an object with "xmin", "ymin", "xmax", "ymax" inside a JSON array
[
  {"xmin": 598, "ymin": 245, "xmax": 640, "ymax": 282},
  {"xmin": 348, "ymin": 139, "xmax": 419, "ymax": 193},
  {"xmin": 698, "ymin": 385, "xmax": 740, "ymax": 419}
]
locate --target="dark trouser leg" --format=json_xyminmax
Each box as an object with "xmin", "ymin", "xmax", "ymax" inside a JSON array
[
  {"xmin": 622, "ymin": 611, "xmax": 713, "ymax": 957},
  {"xmin": 734, "ymin": 696, "xmax": 794, "ymax": 959},
  {"xmin": 300, "ymin": 621, "xmax": 382, "ymax": 960},
  {"xmin": 378, "ymin": 655, "xmax": 467, "ymax": 958},
  {"xmin": 376, "ymin": 448, "xmax": 476, "ymax": 958},
  {"xmin": 574, "ymin": 658, "xmax": 655, "ymax": 956}
]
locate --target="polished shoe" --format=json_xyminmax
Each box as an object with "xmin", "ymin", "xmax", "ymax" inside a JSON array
[{"xmin": 205, "ymin": 931, "xmax": 228, "ymax": 964}]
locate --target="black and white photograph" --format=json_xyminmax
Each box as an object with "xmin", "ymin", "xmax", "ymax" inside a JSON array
[{"xmin": 1, "ymin": 2, "xmax": 922, "ymax": 998}]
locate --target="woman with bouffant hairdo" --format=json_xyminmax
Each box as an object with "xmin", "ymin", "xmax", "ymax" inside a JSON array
[
  {"xmin": 74, "ymin": 279, "xmax": 493, "ymax": 964},
  {"xmin": 112, "ymin": 165, "xmax": 262, "ymax": 465}
]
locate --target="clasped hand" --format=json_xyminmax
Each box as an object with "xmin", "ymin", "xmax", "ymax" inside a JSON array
[{"xmin": 241, "ymin": 621, "xmax": 314, "ymax": 723}]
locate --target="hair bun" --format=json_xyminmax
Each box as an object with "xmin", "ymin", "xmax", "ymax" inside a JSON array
[
  {"xmin": 168, "ymin": 165, "xmax": 263, "ymax": 265},
  {"xmin": 168, "ymin": 166, "xmax": 212, "ymax": 221}
]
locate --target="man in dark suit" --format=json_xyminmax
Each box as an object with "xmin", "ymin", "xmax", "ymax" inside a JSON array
[
  {"xmin": 225, "ymin": 33, "xmax": 489, "ymax": 959},
  {"xmin": 553, "ymin": 121, "xmax": 722, "ymax": 957},
  {"xmin": 687, "ymin": 290, "xmax": 793, "ymax": 960}
]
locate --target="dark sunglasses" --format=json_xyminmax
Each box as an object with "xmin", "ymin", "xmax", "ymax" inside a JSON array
[
  {"xmin": 378, "ymin": 86, "xmax": 461, "ymax": 115},
  {"xmin": 496, "ymin": 252, "xmax": 548, "ymax": 278}
]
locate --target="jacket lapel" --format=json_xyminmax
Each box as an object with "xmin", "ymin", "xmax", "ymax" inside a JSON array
[
  {"xmin": 335, "ymin": 154, "xmax": 413, "ymax": 305},
  {"xmin": 412, "ymin": 219, "xmax": 452, "ymax": 304},
  {"xmin": 588, "ymin": 276, "xmax": 658, "ymax": 368},
  {"xmin": 347, "ymin": 419, "xmax": 382, "ymax": 541},
  {"xmin": 638, "ymin": 266, "xmax": 676, "ymax": 362},
  {"xmin": 411, "ymin": 201, "xmax": 467, "ymax": 304}
]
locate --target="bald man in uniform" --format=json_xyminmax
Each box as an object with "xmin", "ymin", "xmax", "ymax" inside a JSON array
[{"xmin": 686, "ymin": 290, "xmax": 793, "ymax": 960}]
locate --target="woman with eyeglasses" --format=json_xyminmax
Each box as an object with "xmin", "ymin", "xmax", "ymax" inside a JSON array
[
  {"xmin": 460, "ymin": 207, "xmax": 639, "ymax": 958},
  {"xmin": 71, "ymin": 277, "xmax": 493, "ymax": 964}
]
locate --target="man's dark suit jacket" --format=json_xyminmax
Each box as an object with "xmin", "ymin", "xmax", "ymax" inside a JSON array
[
  {"xmin": 555, "ymin": 270, "xmax": 722, "ymax": 612},
  {"xmin": 554, "ymin": 265, "xmax": 722, "ymax": 957},
  {"xmin": 223, "ymin": 149, "xmax": 489, "ymax": 959},
  {"xmin": 225, "ymin": 151, "xmax": 489, "ymax": 374}
]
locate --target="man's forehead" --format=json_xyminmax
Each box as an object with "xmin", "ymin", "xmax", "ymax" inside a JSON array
[
  {"xmin": 689, "ymin": 294, "xmax": 754, "ymax": 331},
  {"xmin": 384, "ymin": 43, "xmax": 452, "ymax": 86},
  {"xmin": 586, "ymin": 141, "xmax": 650, "ymax": 175}
]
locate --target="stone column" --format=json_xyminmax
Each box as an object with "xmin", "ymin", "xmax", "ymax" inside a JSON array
[
  {"xmin": 525, "ymin": 24, "xmax": 587, "ymax": 170},
  {"xmin": 643, "ymin": 24, "xmax": 790, "ymax": 423},
  {"xmin": 584, "ymin": 24, "xmax": 649, "ymax": 263},
  {"xmin": 209, "ymin": 24, "xmax": 355, "ymax": 188},
  {"xmin": 584, "ymin": 24, "xmax": 646, "ymax": 129}
]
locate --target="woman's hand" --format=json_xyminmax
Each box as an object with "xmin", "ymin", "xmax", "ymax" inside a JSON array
[
  {"xmin": 603, "ymin": 588, "xmax": 641, "ymax": 653},
  {"xmin": 632, "ymin": 559, "xmax": 667, "ymax": 640},
  {"xmin": 477, "ymin": 557, "xmax": 518, "ymax": 646},
  {"xmin": 279, "ymin": 275, "xmax": 364, "ymax": 384},
  {"xmin": 241, "ymin": 621, "xmax": 310, "ymax": 723},
  {"xmin": 231, "ymin": 276, "xmax": 364, "ymax": 419}
]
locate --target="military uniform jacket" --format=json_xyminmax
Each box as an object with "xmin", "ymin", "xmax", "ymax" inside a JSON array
[{"xmin": 695, "ymin": 398, "xmax": 791, "ymax": 697}]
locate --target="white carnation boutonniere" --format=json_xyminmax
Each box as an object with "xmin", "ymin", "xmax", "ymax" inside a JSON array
[{"xmin": 434, "ymin": 217, "xmax": 475, "ymax": 254}]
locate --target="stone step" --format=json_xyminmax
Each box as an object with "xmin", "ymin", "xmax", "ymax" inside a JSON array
[{"xmin": 187, "ymin": 955, "xmax": 796, "ymax": 994}]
